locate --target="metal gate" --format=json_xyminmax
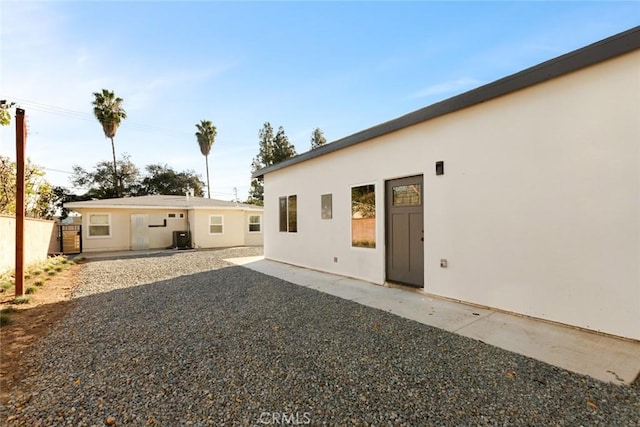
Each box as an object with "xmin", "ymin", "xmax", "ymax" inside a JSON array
[{"xmin": 59, "ymin": 224, "xmax": 82, "ymax": 254}]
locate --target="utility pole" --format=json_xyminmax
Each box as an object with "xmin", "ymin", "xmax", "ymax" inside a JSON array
[{"xmin": 15, "ymin": 108, "xmax": 26, "ymax": 296}]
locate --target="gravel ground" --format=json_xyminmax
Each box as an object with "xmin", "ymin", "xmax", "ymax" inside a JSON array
[{"xmin": 1, "ymin": 247, "xmax": 639, "ymax": 426}]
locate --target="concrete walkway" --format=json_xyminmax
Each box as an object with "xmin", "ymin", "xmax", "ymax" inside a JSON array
[{"xmin": 227, "ymin": 256, "xmax": 640, "ymax": 386}]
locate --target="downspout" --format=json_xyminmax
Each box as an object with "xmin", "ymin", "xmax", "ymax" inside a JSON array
[
  {"xmin": 187, "ymin": 210, "xmax": 193, "ymax": 248},
  {"xmin": 185, "ymin": 188, "xmax": 193, "ymax": 248}
]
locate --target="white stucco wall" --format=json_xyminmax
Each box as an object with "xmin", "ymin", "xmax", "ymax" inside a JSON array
[{"xmin": 263, "ymin": 50, "xmax": 640, "ymax": 340}]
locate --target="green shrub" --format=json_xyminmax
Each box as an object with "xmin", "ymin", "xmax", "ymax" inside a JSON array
[
  {"xmin": 34, "ymin": 278, "xmax": 45, "ymax": 287},
  {"xmin": 11, "ymin": 296, "xmax": 30, "ymax": 305},
  {"xmin": 55, "ymin": 266, "xmax": 63, "ymax": 272},
  {"xmin": 1, "ymin": 282, "xmax": 12, "ymax": 291},
  {"xmin": 32, "ymin": 269, "xmax": 43, "ymax": 276},
  {"xmin": 25, "ymin": 286, "xmax": 37, "ymax": 294},
  {"xmin": 47, "ymin": 270, "xmax": 56, "ymax": 276}
]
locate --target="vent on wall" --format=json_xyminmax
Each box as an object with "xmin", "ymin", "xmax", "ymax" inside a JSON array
[{"xmin": 436, "ymin": 161, "xmax": 444, "ymax": 176}]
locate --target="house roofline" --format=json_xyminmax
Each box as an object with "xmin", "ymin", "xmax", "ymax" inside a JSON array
[
  {"xmin": 64, "ymin": 204, "xmax": 262, "ymax": 211},
  {"xmin": 253, "ymin": 26, "xmax": 640, "ymax": 179}
]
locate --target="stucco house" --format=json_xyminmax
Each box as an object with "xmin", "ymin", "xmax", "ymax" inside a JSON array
[
  {"xmin": 64, "ymin": 195, "xmax": 263, "ymax": 252},
  {"xmin": 254, "ymin": 27, "xmax": 640, "ymax": 340}
]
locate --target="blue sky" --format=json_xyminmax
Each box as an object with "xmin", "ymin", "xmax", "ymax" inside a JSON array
[{"xmin": 0, "ymin": 1, "xmax": 637, "ymax": 200}]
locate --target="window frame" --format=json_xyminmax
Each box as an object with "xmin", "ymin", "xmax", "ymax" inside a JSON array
[
  {"xmin": 321, "ymin": 193, "xmax": 332, "ymax": 220},
  {"xmin": 248, "ymin": 214, "xmax": 262, "ymax": 233},
  {"xmin": 209, "ymin": 215, "xmax": 224, "ymax": 235},
  {"xmin": 287, "ymin": 195, "xmax": 297, "ymax": 233},
  {"xmin": 350, "ymin": 183, "xmax": 377, "ymax": 249},
  {"xmin": 278, "ymin": 194, "xmax": 298, "ymax": 233},
  {"xmin": 87, "ymin": 213, "xmax": 112, "ymax": 238}
]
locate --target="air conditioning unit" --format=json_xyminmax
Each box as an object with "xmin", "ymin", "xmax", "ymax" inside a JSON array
[{"xmin": 172, "ymin": 231, "xmax": 191, "ymax": 249}]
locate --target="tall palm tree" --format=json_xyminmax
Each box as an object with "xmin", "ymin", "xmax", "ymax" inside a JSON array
[
  {"xmin": 92, "ymin": 89, "xmax": 127, "ymax": 197},
  {"xmin": 195, "ymin": 120, "xmax": 217, "ymax": 198}
]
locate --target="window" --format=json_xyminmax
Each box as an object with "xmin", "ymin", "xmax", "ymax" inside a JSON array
[
  {"xmin": 392, "ymin": 184, "xmax": 421, "ymax": 206},
  {"xmin": 168, "ymin": 213, "xmax": 176, "ymax": 218},
  {"xmin": 209, "ymin": 215, "xmax": 223, "ymax": 234},
  {"xmin": 288, "ymin": 195, "xmax": 297, "ymax": 232},
  {"xmin": 88, "ymin": 213, "xmax": 111, "ymax": 237},
  {"xmin": 321, "ymin": 194, "xmax": 332, "ymax": 219},
  {"xmin": 279, "ymin": 195, "xmax": 297, "ymax": 233},
  {"xmin": 351, "ymin": 184, "xmax": 376, "ymax": 248},
  {"xmin": 249, "ymin": 215, "xmax": 261, "ymax": 233}
]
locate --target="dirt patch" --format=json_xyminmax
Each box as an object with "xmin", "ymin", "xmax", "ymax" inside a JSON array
[{"xmin": 0, "ymin": 263, "xmax": 83, "ymax": 405}]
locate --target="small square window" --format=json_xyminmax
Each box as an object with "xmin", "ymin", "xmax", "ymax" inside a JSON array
[
  {"xmin": 209, "ymin": 215, "xmax": 223, "ymax": 234},
  {"xmin": 392, "ymin": 184, "xmax": 421, "ymax": 206},
  {"xmin": 249, "ymin": 215, "xmax": 261, "ymax": 233},
  {"xmin": 88, "ymin": 213, "xmax": 111, "ymax": 237}
]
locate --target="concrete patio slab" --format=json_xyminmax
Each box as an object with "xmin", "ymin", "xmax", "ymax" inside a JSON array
[
  {"xmin": 457, "ymin": 311, "xmax": 640, "ymax": 384},
  {"xmin": 358, "ymin": 292, "xmax": 494, "ymax": 333},
  {"xmin": 226, "ymin": 256, "xmax": 640, "ymax": 386}
]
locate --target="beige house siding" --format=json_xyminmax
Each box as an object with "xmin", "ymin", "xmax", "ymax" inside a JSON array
[
  {"xmin": 78, "ymin": 208, "xmax": 189, "ymax": 252},
  {"xmin": 74, "ymin": 207, "xmax": 263, "ymax": 252},
  {"xmin": 243, "ymin": 212, "xmax": 264, "ymax": 246},
  {"xmin": 191, "ymin": 209, "xmax": 263, "ymax": 248},
  {"xmin": 262, "ymin": 49, "xmax": 640, "ymax": 340},
  {"xmin": 0, "ymin": 215, "xmax": 55, "ymax": 272}
]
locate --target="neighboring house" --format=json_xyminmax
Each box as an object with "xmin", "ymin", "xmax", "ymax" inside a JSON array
[
  {"xmin": 64, "ymin": 195, "xmax": 263, "ymax": 252},
  {"xmin": 253, "ymin": 27, "xmax": 640, "ymax": 340}
]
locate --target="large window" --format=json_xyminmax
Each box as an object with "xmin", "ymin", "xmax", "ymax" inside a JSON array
[
  {"xmin": 249, "ymin": 215, "xmax": 261, "ymax": 233},
  {"xmin": 279, "ymin": 195, "xmax": 297, "ymax": 233},
  {"xmin": 88, "ymin": 213, "xmax": 111, "ymax": 237},
  {"xmin": 351, "ymin": 184, "xmax": 376, "ymax": 248},
  {"xmin": 209, "ymin": 215, "xmax": 224, "ymax": 234}
]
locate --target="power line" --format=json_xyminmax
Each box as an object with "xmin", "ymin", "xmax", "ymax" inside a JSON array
[
  {"xmin": 2, "ymin": 96, "xmax": 193, "ymax": 138},
  {"xmin": 43, "ymin": 167, "xmax": 74, "ymax": 174}
]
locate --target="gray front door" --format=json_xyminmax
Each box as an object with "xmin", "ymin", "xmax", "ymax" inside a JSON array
[{"xmin": 385, "ymin": 175, "xmax": 424, "ymax": 287}]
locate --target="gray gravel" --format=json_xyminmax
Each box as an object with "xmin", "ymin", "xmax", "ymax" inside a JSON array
[{"xmin": 2, "ymin": 246, "xmax": 639, "ymax": 426}]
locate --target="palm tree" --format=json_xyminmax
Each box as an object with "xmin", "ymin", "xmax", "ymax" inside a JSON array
[
  {"xmin": 92, "ymin": 89, "xmax": 127, "ymax": 197},
  {"xmin": 195, "ymin": 120, "xmax": 217, "ymax": 198}
]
